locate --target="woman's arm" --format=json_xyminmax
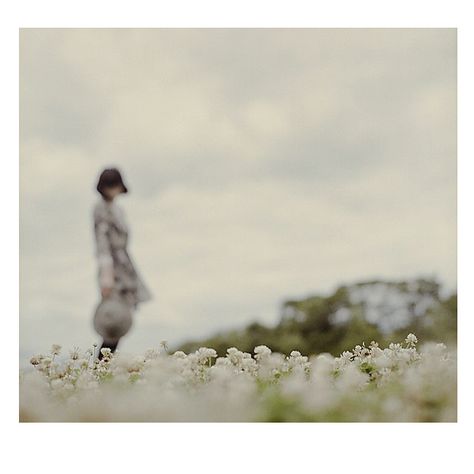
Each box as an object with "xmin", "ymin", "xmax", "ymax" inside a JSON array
[{"xmin": 93, "ymin": 206, "xmax": 114, "ymax": 294}]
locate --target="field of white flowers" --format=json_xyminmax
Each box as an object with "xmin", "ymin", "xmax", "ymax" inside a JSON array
[{"xmin": 19, "ymin": 334, "xmax": 456, "ymax": 422}]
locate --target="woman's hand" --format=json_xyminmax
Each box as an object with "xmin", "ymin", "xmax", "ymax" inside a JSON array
[{"xmin": 101, "ymin": 286, "xmax": 113, "ymax": 298}]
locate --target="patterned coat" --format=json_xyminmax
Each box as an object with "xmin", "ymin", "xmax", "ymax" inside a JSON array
[{"xmin": 92, "ymin": 197, "xmax": 152, "ymax": 310}]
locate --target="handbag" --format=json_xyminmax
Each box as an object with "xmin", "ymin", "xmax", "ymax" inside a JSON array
[{"xmin": 93, "ymin": 291, "xmax": 133, "ymax": 341}]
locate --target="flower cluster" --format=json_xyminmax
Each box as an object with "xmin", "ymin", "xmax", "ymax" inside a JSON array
[{"xmin": 19, "ymin": 334, "xmax": 456, "ymax": 422}]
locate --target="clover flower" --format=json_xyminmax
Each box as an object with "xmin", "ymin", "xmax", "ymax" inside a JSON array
[
  {"xmin": 253, "ymin": 345, "xmax": 272, "ymax": 359},
  {"xmin": 30, "ymin": 355, "xmax": 42, "ymax": 366},
  {"xmin": 21, "ymin": 334, "xmax": 455, "ymax": 422},
  {"xmin": 100, "ymin": 348, "xmax": 112, "ymax": 359},
  {"xmin": 215, "ymin": 357, "xmax": 232, "ymax": 367},
  {"xmin": 172, "ymin": 351, "xmax": 187, "ymax": 359},
  {"xmin": 69, "ymin": 347, "xmax": 80, "ymax": 361},
  {"xmin": 196, "ymin": 347, "xmax": 217, "ymax": 362},
  {"xmin": 51, "ymin": 344, "xmax": 62, "ymax": 356},
  {"xmin": 226, "ymin": 347, "xmax": 246, "ymax": 365},
  {"xmin": 341, "ymin": 351, "xmax": 353, "ymax": 361},
  {"xmin": 160, "ymin": 340, "xmax": 169, "ymax": 353}
]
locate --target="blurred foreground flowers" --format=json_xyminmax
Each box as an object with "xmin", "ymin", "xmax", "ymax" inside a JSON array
[{"xmin": 20, "ymin": 334, "xmax": 456, "ymax": 422}]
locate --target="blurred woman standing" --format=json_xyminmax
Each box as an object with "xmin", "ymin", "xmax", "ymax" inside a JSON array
[{"xmin": 92, "ymin": 167, "xmax": 152, "ymax": 359}]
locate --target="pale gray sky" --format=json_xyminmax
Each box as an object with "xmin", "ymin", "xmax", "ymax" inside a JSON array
[{"xmin": 20, "ymin": 28, "xmax": 456, "ymax": 358}]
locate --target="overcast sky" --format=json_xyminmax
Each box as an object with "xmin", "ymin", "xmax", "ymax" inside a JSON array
[{"xmin": 20, "ymin": 28, "xmax": 456, "ymax": 359}]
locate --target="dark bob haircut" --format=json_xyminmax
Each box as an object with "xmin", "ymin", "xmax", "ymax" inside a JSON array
[{"xmin": 96, "ymin": 167, "xmax": 128, "ymax": 196}]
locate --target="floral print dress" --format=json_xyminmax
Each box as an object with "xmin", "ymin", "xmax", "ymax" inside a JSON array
[{"xmin": 93, "ymin": 197, "xmax": 152, "ymax": 310}]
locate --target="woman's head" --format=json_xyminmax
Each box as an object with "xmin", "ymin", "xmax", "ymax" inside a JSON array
[{"xmin": 96, "ymin": 167, "xmax": 128, "ymax": 200}]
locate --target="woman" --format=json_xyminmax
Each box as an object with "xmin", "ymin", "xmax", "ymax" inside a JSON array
[{"xmin": 92, "ymin": 167, "xmax": 152, "ymax": 359}]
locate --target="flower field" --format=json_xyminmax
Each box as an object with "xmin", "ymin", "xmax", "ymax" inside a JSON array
[{"xmin": 19, "ymin": 334, "xmax": 456, "ymax": 422}]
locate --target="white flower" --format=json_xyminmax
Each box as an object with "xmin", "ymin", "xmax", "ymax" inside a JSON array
[
  {"xmin": 215, "ymin": 357, "xmax": 232, "ymax": 367},
  {"xmin": 374, "ymin": 354, "xmax": 393, "ymax": 369},
  {"xmin": 195, "ymin": 347, "xmax": 218, "ymax": 366},
  {"xmin": 226, "ymin": 347, "xmax": 246, "ymax": 365},
  {"xmin": 240, "ymin": 357, "xmax": 258, "ymax": 373},
  {"xmin": 21, "ymin": 336, "xmax": 456, "ymax": 422},
  {"xmin": 254, "ymin": 345, "xmax": 272, "ymax": 357},
  {"xmin": 100, "ymin": 348, "xmax": 112, "ymax": 359},
  {"xmin": 127, "ymin": 356, "xmax": 145, "ymax": 373},
  {"xmin": 69, "ymin": 347, "xmax": 80, "ymax": 360},
  {"xmin": 196, "ymin": 347, "xmax": 217, "ymax": 360},
  {"xmin": 172, "ymin": 351, "xmax": 187, "ymax": 359},
  {"xmin": 335, "ymin": 364, "xmax": 369, "ymax": 391},
  {"xmin": 30, "ymin": 355, "xmax": 42, "ymax": 366},
  {"xmin": 51, "ymin": 344, "xmax": 62, "ymax": 356},
  {"xmin": 341, "ymin": 351, "xmax": 353, "ymax": 361}
]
